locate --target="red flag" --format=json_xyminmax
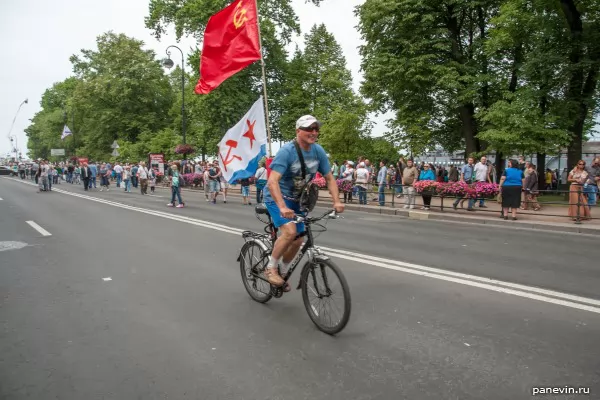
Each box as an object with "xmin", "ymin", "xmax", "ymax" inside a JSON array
[{"xmin": 194, "ymin": 0, "xmax": 261, "ymax": 94}]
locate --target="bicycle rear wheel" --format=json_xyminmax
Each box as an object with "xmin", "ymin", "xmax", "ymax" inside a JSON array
[
  {"xmin": 300, "ymin": 259, "xmax": 351, "ymax": 335},
  {"xmin": 239, "ymin": 241, "xmax": 272, "ymax": 303}
]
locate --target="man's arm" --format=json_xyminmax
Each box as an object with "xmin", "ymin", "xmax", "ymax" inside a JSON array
[
  {"xmin": 266, "ymin": 170, "xmax": 287, "ymax": 210},
  {"xmin": 324, "ymin": 172, "xmax": 344, "ymax": 213}
]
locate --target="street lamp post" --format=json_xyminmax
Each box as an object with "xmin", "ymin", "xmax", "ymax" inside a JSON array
[
  {"xmin": 163, "ymin": 45, "xmax": 187, "ymax": 146},
  {"xmin": 7, "ymin": 99, "xmax": 28, "ymax": 162}
]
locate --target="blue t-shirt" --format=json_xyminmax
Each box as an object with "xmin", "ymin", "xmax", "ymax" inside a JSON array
[
  {"xmin": 503, "ymin": 168, "xmax": 524, "ymax": 186},
  {"xmin": 263, "ymin": 141, "xmax": 330, "ymax": 202}
]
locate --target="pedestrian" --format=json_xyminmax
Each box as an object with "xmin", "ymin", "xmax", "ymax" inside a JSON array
[
  {"xmin": 377, "ymin": 160, "xmax": 387, "ymax": 206},
  {"xmin": 113, "ymin": 162, "xmax": 123, "ymax": 188},
  {"xmin": 402, "ymin": 159, "xmax": 418, "ymax": 209},
  {"xmin": 419, "ymin": 163, "xmax": 435, "ymax": 210},
  {"xmin": 583, "ymin": 157, "xmax": 600, "ymax": 207},
  {"xmin": 331, "ymin": 160, "xmax": 340, "ymax": 180},
  {"xmin": 354, "ymin": 162, "xmax": 370, "ymax": 205},
  {"xmin": 99, "ymin": 163, "xmax": 110, "ymax": 191},
  {"xmin": 148, "ymin": 167, "xmax": 156, "ymax": 193},
  {"xmin": 208, "ymin": 161, "xmax": 221, "ymax": 204},
  {"xmin": 37, "ymin": 161, "xmax": 48, "ymax": 192},
  {"xmin": 81, "ymin": 162, "xmax": 91, "ymax": 191},
  {"xmin": 89, "ymin": 161, "xmax": 97, "ymax": 190},
  {"xmin": 342, "ymin": 161, "xmax": 355, "ymax": 203},
  {"xmin": 254, "ymin": 161, "xmax": 268, "ymax": 203},
  {"xmin": 131, "ymin": 163, "xmax": 139, "ymax": 188},
  {"xmin": 453, "ymin": 157, "xmax": 475, "ymax": 211},
  {"xmin": 47, "ymin": 164, "xmax": 54, "ymax": 191},
  {"xmin": 123, "ymin": 166, "xmax": 132, "ymax": 192},
  {"xmin": 240, "ymin": 177, "xmax": 251, "ymax": 205},
  {"xmin": 167, "ymin": 164, "xmax": 184, "ymax": 208},
  {"xmin": 499, "ymin": 159, "xmax": 525, "ymax": 220},
  {"xmin": 138, "ymin": 162, "xmax": 149, "ymax": 195},
  {"xmin": 522, "ymin": 164, "xmax": 540, "ymax": 211},
  {"xmin": 472, "ymin": 156, "xmax": 491, "ymax": 209},
  {"xmin": 203, "ymin": 165, "xmax": 211, "ymax": 201},
  {"xmin": 568, "ymin": 160, "xmax": 591, "ymax": 221},
  {"xmin": 220, "ymin": 174, "xmax": 230, "ymax": 204}
]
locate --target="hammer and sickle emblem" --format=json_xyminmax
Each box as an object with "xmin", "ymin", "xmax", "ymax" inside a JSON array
[{"xmin": 233, "ymin": 1, "xmax": 248, "ymax": 29}]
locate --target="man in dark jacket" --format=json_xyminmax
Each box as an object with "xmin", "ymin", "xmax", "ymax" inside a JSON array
[{"xmin": 80, "ymin": 162, "xmax": 92, "ymax": 191}]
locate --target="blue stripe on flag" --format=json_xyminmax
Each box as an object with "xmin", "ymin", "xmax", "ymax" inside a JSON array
[{"xmin": 228, "ymin": 144, "xmax": 267, "ymax": 184}]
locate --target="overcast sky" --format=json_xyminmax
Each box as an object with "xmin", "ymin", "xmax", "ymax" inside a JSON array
[{"xmin": 1, "ymin": 0, "xmax": 387, "ymax": 158}]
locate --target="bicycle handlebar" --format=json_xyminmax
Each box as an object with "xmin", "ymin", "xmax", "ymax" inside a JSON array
[{"xmin": 293, "ymin": 209, "xmax": 340, "ymax": 224}]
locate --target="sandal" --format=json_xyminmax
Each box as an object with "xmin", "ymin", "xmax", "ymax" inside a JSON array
[{"xmin": 264, "ymin": 268, "xmax": 285, "ymax": 287}]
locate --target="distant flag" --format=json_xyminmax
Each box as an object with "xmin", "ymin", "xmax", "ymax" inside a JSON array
[
  {"xmin": 61, "ymin": 125, "xmax": 72, "ymax": 140},
  {"xmin": 194, "ymin": 0, "xmax": 261, "ymax": 94},
  {"xmin": 218, "ymin": 96, "xmax": 267, "ymax": 183}
]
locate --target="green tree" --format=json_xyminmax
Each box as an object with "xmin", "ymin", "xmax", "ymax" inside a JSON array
[
  {"xmin": 280, "ymin": 23, "xmax": 370, "ymax": 163},
  {"xmin": 357, "ymin": 0, "xmax": 500, "ymax": 157},
  {"xmin": 25, "ymin": 77, "xmax": 81, "ymax": 159},
  {"xmin": 69, "ymin": 32, "xmax": 175, "ymax": 160}
]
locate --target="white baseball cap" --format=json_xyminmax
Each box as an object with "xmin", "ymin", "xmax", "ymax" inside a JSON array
[{"xmin": 296, "ymin": 115, "xmax": 322, "ymax": 129}]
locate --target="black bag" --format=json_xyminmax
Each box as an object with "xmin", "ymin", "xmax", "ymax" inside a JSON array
[{"xmin": 293, "ymin": 140, "xmax": 319, "ymax": 212}]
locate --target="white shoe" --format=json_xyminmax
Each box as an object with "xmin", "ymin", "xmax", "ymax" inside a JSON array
[
  {"xmin": 100, "ymin": 188, "xmax": 103, "ymax": 191},
  {"xmin": 403, "ymin": 205, "xmax": 409, "ymax": 209},
  {"xmin": 410, "ymin": 206, "xmax": 415, "ymax": 209}
]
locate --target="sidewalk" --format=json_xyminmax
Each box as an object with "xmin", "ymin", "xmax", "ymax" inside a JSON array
[{"xmin": 161, "ymin": 184, "xmax": 600, "ymax": 235}]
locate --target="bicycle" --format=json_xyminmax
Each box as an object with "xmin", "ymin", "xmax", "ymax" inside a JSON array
[{"xmin": 237, "ymin": 204, "xmax": 351, "ymax": 335}]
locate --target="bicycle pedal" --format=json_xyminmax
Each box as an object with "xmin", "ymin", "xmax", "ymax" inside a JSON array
[{"xmin": 271, "ymin": 286, "xmax": 284, "ymax": 298}]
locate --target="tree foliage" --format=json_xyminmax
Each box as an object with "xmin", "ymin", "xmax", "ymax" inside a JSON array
[
  {"xmin": 26, "ymin": 32, "xmax": 176, "ymax": 162},
  {"xmin": 357, "ymin": 0, "xmax": 600, "ymax": 168}
]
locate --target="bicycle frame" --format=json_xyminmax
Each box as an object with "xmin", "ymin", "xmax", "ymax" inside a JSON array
[{"xmin": 239, "ymin": 213, "xmax": 332, "ymax": 291}]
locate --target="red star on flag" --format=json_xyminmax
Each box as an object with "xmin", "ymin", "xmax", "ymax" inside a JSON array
[{"xmin": 242, "ymin": 119, "xmax": 256, "ymax": 149}]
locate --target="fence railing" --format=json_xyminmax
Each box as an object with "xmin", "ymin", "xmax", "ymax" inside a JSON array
[{"xmin": 336, "ymin": 183, "xmax": 596, "ymax": 225}]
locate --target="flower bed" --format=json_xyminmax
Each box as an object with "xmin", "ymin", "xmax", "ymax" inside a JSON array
[
  {"xmin": 413, "ymin": 180, "xmax": 439, "ymax": 194},
  {"xmin": 336, "ymin": 179, "xmax": 353, "ymax": 193},
  {"xmin": 412, "ymin": 181, "xmax": 499, "ymax": 199},
  {"xmin": 472, "ymin": 182, "xmax": 500, "ymax": 198},
  {"xmin": 181, "ymin": 173, "xmax": 203, "ymax": 187}
]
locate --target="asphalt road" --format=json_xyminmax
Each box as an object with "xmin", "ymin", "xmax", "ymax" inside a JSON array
[{"xmin": 1, "ymin": 177, "xmax": 599, "ymax": 400}]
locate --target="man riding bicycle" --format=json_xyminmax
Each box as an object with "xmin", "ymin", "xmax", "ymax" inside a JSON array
[{"xmin": 263, "ymin": 115, "xmax": 345, "ymax": 288}]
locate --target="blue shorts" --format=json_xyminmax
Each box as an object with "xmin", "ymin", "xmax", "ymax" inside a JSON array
[
  {"xmin": 241, "ymin": 186, "xmax": 250, "ymax": 197},
  {"xmin": 208, "ymin": 180, "xmax": 220, "ymax": 193},
  {"xmin": 265, "ymin": 199, "xmax": 305, "ymax": 233}
]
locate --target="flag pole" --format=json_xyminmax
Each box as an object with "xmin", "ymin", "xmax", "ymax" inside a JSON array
[{"xmin": 254, "ymin": 0, "xmax": 272, "ymax": 157}]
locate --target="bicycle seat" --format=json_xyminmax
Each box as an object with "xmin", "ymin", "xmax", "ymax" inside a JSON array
[{"xmin": 255, "ymin": 203, "xmax": 270, "ymax": 215}]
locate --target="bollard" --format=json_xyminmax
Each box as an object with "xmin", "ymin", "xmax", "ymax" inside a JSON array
[{"xmin": 575, "ymin": 188, "xmax": 582, "ymax": 225}]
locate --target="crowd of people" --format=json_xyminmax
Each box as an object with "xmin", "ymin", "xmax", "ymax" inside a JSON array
[
  {"xmin": 329, "ymin": 155, "xmax": 599, "ymax": 221},
  {"xmin": 8, "ymin": 154, "xmax": 599, "ymax": 222}
]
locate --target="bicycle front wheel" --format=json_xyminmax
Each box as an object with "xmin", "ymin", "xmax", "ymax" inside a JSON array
[
  {"xmin": 300, "ymin": 258, "xmax": 351, "ymax": 335},
  {"xmin": 239, "ymin": 241, "xmax": 272, "ymax": 303}
]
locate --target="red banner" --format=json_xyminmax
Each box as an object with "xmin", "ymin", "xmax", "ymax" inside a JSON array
[
  {"xmin": 78, "ymin": 157, "xmax": 88, "ymax": 165},
  {"xmin": 194, "ymin": 0, "xmax": 261, "ymax": 94}
]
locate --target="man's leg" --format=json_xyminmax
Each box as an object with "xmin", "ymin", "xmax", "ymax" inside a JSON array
[{"xmin": 267, "ymin": 223, "xmax": 298, "ymax": 286}]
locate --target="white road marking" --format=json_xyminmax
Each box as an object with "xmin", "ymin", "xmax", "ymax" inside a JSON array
[
  {"xmin": 103, "ymin": 277, "xmax": 112, "ymax": 281},
  {"xmin": 0, "ymin": 197, "xmax": 3, "ymax": 200},
  {"xmin": 0, "ymin": 241, "xmax": 28, "ymax": 252},
  {"xmin": 26, "ymin": 221, "xmax": 52, "ymax": 237},
  {"xmin": 6, "ymin": 177, "xmax": 600, "ymax": 314}
]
